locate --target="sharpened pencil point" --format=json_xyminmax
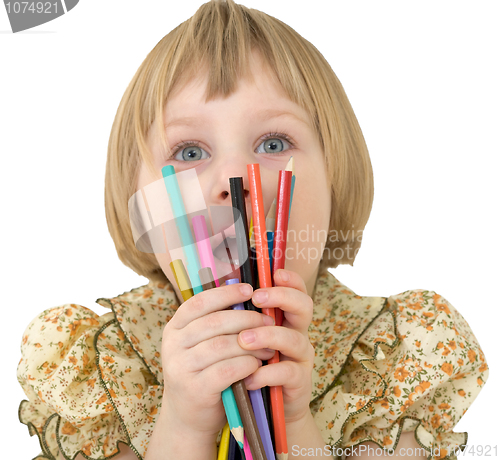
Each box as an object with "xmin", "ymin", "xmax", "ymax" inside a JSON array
[
  {"xmin": 285, "ymin": 156, "xmax": 294, "ymax": 176},
  {"xmin": 230, "ymin": 426, "xmax": 245, "ymax": 450},
  {"xmin": 265, "ymin": 198, "xmax": 276, "ymax": 232}
]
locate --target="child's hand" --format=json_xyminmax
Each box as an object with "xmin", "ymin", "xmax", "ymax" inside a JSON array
[
  {"xmin": 238, "ymin": 269, "xmax": 315, "ymax": 425},
  {"xmin": 160, "ymin": 283, "xmax": 276, "ymax": 440}
]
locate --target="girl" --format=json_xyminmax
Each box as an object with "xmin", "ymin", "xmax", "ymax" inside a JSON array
[{"xmin": 16, "ymin": 1, "xmax": 489, "ymax": 459}]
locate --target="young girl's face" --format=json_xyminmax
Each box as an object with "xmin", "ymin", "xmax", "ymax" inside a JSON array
[{"xmin": 137, "ymin": 50, "xmax": 331, "ymax": 301}]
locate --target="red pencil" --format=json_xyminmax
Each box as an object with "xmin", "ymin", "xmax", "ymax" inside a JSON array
[
  {"xmin": 247, "ymin": 164, "xmax": 287, "ymax": 460},
  {"xmin": 272, "ymin": 170, "xmax": 292, "ymax": 328}
]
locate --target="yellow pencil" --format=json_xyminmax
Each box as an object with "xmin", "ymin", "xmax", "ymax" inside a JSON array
[
  {"xmin": 218, "ymin": 422, "xmax": 230, "ymax": 460},
  {"xmin": 170, "ymin": 259, "xmax": 194, "ymax": 301}
]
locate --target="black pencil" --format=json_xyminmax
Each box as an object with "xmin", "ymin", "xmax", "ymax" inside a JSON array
[{"xmin": 229, "ymin": 177, "xmax": 258, "ymax": 312}]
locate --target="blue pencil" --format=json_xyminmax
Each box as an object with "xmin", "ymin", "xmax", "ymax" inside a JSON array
[
  {"xmin": 222, "ymin": 387, "xmax": 245, "ymax": 451},
  {"xmin": 267, "ymin": 231, "xmax": 274, "ymax": 274},
  {"xmin": 162, "ymin": 165, "xmax": 203, "ymax": 293},
  {"xmin": 265, "ymin": 199, "xmax": 276, "ymax": 277}
]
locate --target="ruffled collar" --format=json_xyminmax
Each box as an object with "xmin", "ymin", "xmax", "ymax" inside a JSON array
[
  {"xmin": 95, "ymin": 279, "xmax": 179, "ymax": 385},
  {"xmin": 95, "ymin": 272, "xmax": 387, "ymax": 402}
]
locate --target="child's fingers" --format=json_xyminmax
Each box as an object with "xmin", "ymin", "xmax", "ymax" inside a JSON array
[
  {"xmin": 237, "ymin": 325, "xmax": 314, "ymax": 365},
  {"xmin": 183, "ymin": 334, "xmax": 275, "ymax": 371},
  {"xmin": 197, "ymin": 354, "xmax": 264, "ymax": 394},
  {"xmin": 273, "ymin": 269, "xmax": 307, "ymax": 294},
  {"xmin": 181, "ymin": 310, "xmax": 274, "ymax": 348},
  {"xmin": 243, "ymin": 359, "xmax": 307, "ymax": 391},
  {"xmin": 168, "ymin": 283, "xmax": 254, "ymax": 329},
  {"xmin": 251, "ymin": 285, "xmax": 313, "ymax": 332}
]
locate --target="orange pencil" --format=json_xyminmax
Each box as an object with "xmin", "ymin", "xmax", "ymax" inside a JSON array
[
  {"xmin": 247, "ymin": 164, "xmax": 287, "ymax": 460},
  {"xmin": 247, "ymin": 164, "xmax": 274, "ymax": 321}
]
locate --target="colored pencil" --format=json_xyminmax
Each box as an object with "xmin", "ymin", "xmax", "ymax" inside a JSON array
[
  {"xmin": 228, "ymin": 432, "xmax": 242, "ymax": 460},
  {"xmin": 265, "ymin": 199, "xmax": 276, "ymax": 274},
  {"xmin": 232, "ymin": 379, "xmax": 267, "ymax": 460},
  {"xmin": 249, "ymin": 225, "xmax": 259, "ymax": 292},
  {"xmin": 193, "ymin": 215, "xmax": 220, "ymax": 287},
  {"xmin": 169, "ymin": 259, "xmax": 194, "ymax": 301},
  {"xmin": 243, "ymin": 434, "xmax": 253, "ymax": 460},
  {"xmin": 169, "ymin": 260, "xmax": 245, "ymax": 452},
  {"xmin": 265, "ymin": 199, "xmax": 276, "ymax": 234},
  {"xmin": 196, "ymin": 260, "xmax": 261, "ymax": 460},
  {"xmin": 263, "ymin": 202, "xmax": 276, "ymax": 451},
  {"xmin": 249, "ymin": 223, "xmax": 273, "ymax": 448},
  {"xmin": 200, "ymin": 268, "xmax": 245, "ymax": 451},
  {"xmin": 229, "ymin": 177, "xmax": 258, "ymax": 312},
  {"xmin": 273, "ymin": 170, "xmax": 292, "ymax": 328},
  {"xmin": 199, "ymin": 266, "xmax": 217, "ymax": 290},
  {"xmin": 196, "ymin": 255, "xmax": 266, "ymax": 460},
  {"xmin": 162, "ymin": 165, "xmax": 203, "ymax": 294},
  {"xmin": 226, "ymin": 279, "xmax": 276, "ymax": 460},
  {"xmin": 229, "ymin": 177, "xmax": 271, "ymax": 452},
  {"xmin": 247, "ymin": 163, "xmax": 288, "ymax": 460},
  {"xmin": 267, "ymin": 231, "xmax": 274, "ymax": 277},
  {"xmin": 285, "ymin": 157, "xmax": 295, "ymax": 220},
  {"xmin": 246, "ymin": 165, "xmax": 274, "ymax": 322},
  {"xmin": 222, "ymin": 384, "xmax": 245, "ymax": 452},
  {"xmin": 218, "ymin": 423, "xmax": 230, "ymax": 460}
]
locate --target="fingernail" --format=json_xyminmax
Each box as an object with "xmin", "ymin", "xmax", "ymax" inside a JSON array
[
  {"xmin": 263, "ymin": 315, "xmax": 275, "ymax": 326},
  {"xmin": 240, "ymin": 330, "xmax": 256, "ymax": 344},
  {"xmin": 264, "ymin": 348, "xmax": 275, "ymax": 354},
  {"xmin": 253, "ymin": 290, "xmax": 268, "ymax": 305},
  {"xmin": 279, "ymin": 270, "xmax": 290, "ymax": 282},
  {"xmin": 240, "ymin": 284, "xmax": 253, "ymax": 296}
]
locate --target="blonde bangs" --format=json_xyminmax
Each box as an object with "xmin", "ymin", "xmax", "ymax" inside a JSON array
[{"xmin": 105, "ymin": 0, "xmax": 373, "ymax": 282}]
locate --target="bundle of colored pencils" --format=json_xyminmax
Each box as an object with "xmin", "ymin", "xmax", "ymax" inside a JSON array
[{"xmin": 160, "ymin": 157, "xmax": 295, "ymax": 460}]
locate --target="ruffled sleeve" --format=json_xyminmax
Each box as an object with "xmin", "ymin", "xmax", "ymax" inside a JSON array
[
  {"xmin": 17, "ymin": 280, "xmax": 178, "ymax": 460},
  {"xmin": 310, "ymin": 282, "xmax": 489, "ymax": 460}
]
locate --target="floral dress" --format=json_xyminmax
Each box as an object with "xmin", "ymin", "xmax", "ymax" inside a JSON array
[{"xmin": 17, "ymin": 271, "xmax": 488, "ymax": 459}]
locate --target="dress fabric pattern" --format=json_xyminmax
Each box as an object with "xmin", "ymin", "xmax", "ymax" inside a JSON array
[{"xmin": 17, "ymin": 272, "xmax": 488, "ymax": 459}]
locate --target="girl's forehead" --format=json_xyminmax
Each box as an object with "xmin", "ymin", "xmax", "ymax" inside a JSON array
[{"xmin": 168, "ymin": 50, "xmax": 282, "ymax": 106}]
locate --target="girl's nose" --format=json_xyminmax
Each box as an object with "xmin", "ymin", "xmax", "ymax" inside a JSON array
[
  {"xmin": 218, "ymin": 182, "xmax": 250, "ymax": 202},
  {"xmin": 205, "ymin": 155, "xmax": 252, "ymax": 205}
]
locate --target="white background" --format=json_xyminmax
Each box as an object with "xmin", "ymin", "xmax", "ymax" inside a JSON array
[{"xmin": 1, "ymin": 1, "xmax": 498, "ymax": 458}]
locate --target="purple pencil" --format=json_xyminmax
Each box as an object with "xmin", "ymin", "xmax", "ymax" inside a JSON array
[{"xmin": 226, "ymin": 278, "xmax": 276, "ymax": 460}]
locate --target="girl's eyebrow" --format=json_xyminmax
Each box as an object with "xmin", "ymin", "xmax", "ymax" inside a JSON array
[{"xmin": 164, "ymin": 108, "xmax": 309, "ymax": 130}]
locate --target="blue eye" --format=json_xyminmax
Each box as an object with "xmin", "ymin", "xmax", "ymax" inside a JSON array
[
  {"xmin": 172, "ymin": 144, "xmax": 210, "ymax": 161},
  {"xmin": 169, "ymin": 132, "xmax": 294, "ymax": 161},
  {"xmin": 256, "ymin": 134, "xmax": 293, "ymax": 154}
]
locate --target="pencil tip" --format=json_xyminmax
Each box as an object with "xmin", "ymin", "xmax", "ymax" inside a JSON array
[
  {"xmin": 266, "ymin": 199, "xmax": 277, "ymax": 223},
  {"xmin": 285, "ymin": 156, "xmax": 295, "ymax": 175},
  {"xmin": 231, "ymin": 426, "xmax": 245, "ymax": 446}
]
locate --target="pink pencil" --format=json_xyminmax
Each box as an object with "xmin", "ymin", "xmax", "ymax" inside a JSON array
[
  {"xmin": 192, "ymin": 215, "xmax": 220, "ymax": 287},
  {"xmin": 243, "ymin": 433, "xmax": 254, "ymax": 460}
]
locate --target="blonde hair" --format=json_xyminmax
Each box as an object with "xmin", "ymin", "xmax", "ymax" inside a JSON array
[{"xmin": 105, "ymin": 0, "xmax": 374, "ymax": 282}]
